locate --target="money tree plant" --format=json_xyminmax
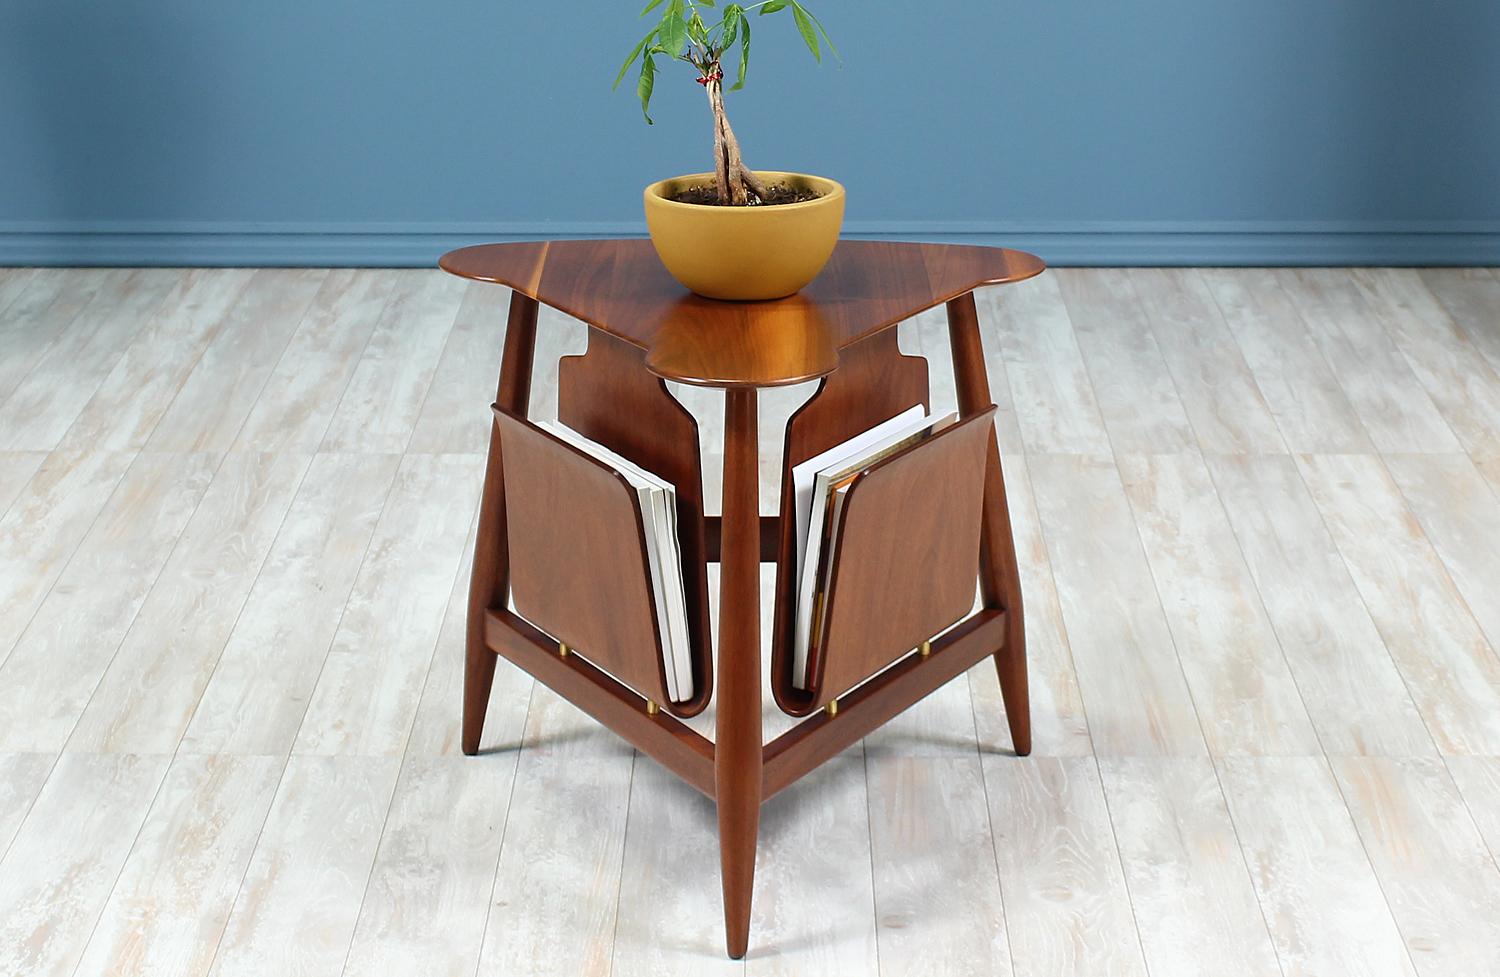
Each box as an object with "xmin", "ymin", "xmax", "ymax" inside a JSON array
[{"xmin": 614, "ymin": 0, "xmax": 837, "ymax": 206}]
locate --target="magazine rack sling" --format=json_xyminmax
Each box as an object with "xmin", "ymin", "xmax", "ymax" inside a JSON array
[{"xmin": 440, "ymin": 239, "xmax": 1043, "ymax": 959}]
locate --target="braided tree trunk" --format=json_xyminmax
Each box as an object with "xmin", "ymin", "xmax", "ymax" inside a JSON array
[{"xmin": 704, "ymin": 68, "xmax": 770, "ymax": 205}]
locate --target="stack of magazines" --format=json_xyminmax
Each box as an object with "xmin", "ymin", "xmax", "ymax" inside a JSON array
[
  {"xmin": 543, "ymin": 404, "xmax": 954, "ymax": 700},
  {"xmin": 540, "ymin": 420, "xmax": 694, "ymax": 703},
  {"xmin": 787, "ymin": 406, "xmax": 957, "ymax": 689}
]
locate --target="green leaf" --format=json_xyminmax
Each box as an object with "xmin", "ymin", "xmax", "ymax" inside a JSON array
[
  {"xmin": 613, "ymin": 28, "xmax": 656, "ymax": 90},
  {"xmin": 660, "ymin": 1, "xmax": 688, "ymax": 56},
  {"xmin": 759, "ymin": 0, "xmax": 788, "ymax": 13},
  {"xmin": 639, "ymin": 0, "xmax": 665, "ymax": 16},
  {"xmin": 697, "ymin": 0, "xmax": 715, "ymax": 7},
  {"xmin": 789, "ymin": 1, "xmax": 819, "ymax": 61},
  {"xmin": 637, "ymin": 53, "xmax": 656, "ymax": 124},
  {"xmin": 800, "ymin": 3, "xmax": 841, "ymax": 61},
  {"xmin": 732, "ymin": 13, "xmax": 750, "ymax": 88},
  {"xmin": 719, "ymin": 5, "xmax": 739, "ymax": 48}
]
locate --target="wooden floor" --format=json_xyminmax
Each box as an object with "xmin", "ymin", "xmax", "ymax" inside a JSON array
[{"xmin": 2, "ymin": 265, "xmax": 1500, "ymax": 976}]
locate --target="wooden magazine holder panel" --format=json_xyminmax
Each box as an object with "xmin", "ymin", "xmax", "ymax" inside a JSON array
[
  {"xmin": 493, "ymin": 407, "xmax": 675, "ymax": 707},
  {"xmin": 770, "ymin": 328, "xmax": 930, "ymax": 716},
  {"xmin": 556, "ymin": 330, "xmax": 713, "ymax": 717},
  {"xmin": 805, "ymin": 406, "xmax": 997, "ymax": 709}
]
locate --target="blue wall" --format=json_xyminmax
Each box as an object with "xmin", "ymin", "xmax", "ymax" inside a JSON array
[{"xmin": 1, "ymin": 0, "xmax": 1497, "ymax": 265}]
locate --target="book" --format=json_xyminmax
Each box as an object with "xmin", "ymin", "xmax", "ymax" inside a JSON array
[
  {"xmin": 789, "ymin": 407, "xmax": 958, "ymax": 689},
  {"xmin": 539, "ymin": 420, "xmax": 693, "ymax": 703}
]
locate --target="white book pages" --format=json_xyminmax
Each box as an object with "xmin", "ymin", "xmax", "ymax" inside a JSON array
[
  {"xmin": 656, "ymin": 497, "xmax": 694, "ymax": 700},
  {"xmin": 648, "ymin": 490, "xmax": 693, "ymax": 702},
  {"xmin": 791, "ymin": 409, "xmax": 958, "ymax": 689},
  {"xmin": 539, "ymin": 420, "xmax": 692, "ymax": 702},
  {"xmin": 789, "ymin": 405, "xmax": 926, "ymax": 592}
]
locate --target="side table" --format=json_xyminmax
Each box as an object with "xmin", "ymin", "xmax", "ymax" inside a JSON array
[{"xmin": 440, "ymin": 239, "xmax": 1043, "ymax": 958}]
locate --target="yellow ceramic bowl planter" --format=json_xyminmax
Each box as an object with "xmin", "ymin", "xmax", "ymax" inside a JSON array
[{"xmin": 644, "ymin": 171, "xmax": 845, "ymax": 301}]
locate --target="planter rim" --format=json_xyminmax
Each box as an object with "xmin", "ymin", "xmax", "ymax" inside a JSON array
[{"xmin": 644, "ymin": 171, "xmax": 845, "ymax": 215}]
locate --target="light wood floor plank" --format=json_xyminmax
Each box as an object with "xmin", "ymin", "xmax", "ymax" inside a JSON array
[
  {"xmin": 1029, "ymin": 454, "xmax": 1207, "ymax": 756},
  {"xmin": 1354, "ymin": 267, "xmax": 1500, "ymax": 455},
  {"xmin": 141, "ymin": 268, "xmax": 327, "ymax": 451},
  {"xmin": 1383, "ymin": 453, "xmax": 1500, "ymax": 658},
  {"xmin": 1445, "ymin": 756, "xmax": 1500, "ymax": 866},
  {"xmin": 0, "ymin": 266, "xmax": 40, "ymax": 319},
  {"xmin": 1202, "ymin": 268, "xmax": 1373, "ymax": 453},
  {"xmin": 1099, "ymin": 758, "xmax": 1283, "ymax": 977},
  {"xmin": 0, "ymin": 450, "xmax": 136, "ymax": 662},
  {"xmin": 526, "ymin": 304, "xmax": 590, "ymax": 425},
  {"xmin": 0, "ymin": 268, "xmax": 113, "ymax": 406},
  {"xmin": 52, "ymin": 269, "xmax": 256, "ymax": 452},
  {"xmin": 916, "ymin": 300, "xmax": 1029, "ymax": 468},
  {"xmin": 5, "ymin": 265, "xmax": 1500, "ymax": 972},
  {"xmin": 68, "ymin": 452, "xmax": 312, "ymax": 753},
  {"xmin": 321, "ymin": 269, "xmax": 466, "ymax": 453},
  {"xmin": 1055, "ymin": 268, "xmax": 1196, "ymax": 454},
  {"xmin": 476, "ymin": 753, "xmax": 632, "ymax": 977},
  {"xmin": 1332, "ymin": 757, "xmax": 1500, "ymax": 976},
  {"xmin": 0, "ymin": 451, "xmax": 47, "ymax": 521},
  {"xmin": 983, "ymin": 757, "xmax": 1147, "ymax": 977},
  {"xmin": 406, "ymin": 511, "xmax": 533, "ymax": 757},
  {"xmin": 232, "ymin": 269, "xmax": 395, "ymax": 452},
  {"xmin": 1417, "ymin": 267, "xmax": 1500, "ymax": 390},
  {"xmin": 72, "ymin": 754, "xmax": 283, "ymax": 977},
  {"xmin": 863, "ymin": 645, "xmax": 980, "ymax": 757},
  {"xmin": 1206, "ymin": 454, "xmax": 1434, "ymax": 756},
  {"xmin": 206, "ymin": 755, "xmax": 400, "ymax": 977},
  {"xmin": 0, "ymin": 269, "xmax": 181, "ymax": 450},
  {"xmin": 970, "ymin": 452, "xmax": 1092, "ymax": 757},
  {"xmin": 343, "ymin": 755, "xmax": 515, "ymax": 977},
  {"xmin": 1119, "ymin": 453, "xmax": 1320, "ymax": 756},
  {"xmin": 180, "ymin": 453, "xmax": 400, "ymax": 755},
  {"xmin": 1279, "ymin": 269, "xmax": 1461, "ymax": 453},
  {"xmin": 868, "ymin": 756, "xmax": 1011, "ymax": 977},
  {"xmin": 408, "ymin": 281, "xmax": 509, "ymax": 454},
  {"xmin": 1129, "ymin": 268, "xmax": 1286, "ymax": 455},
  {"xmin": 0, "ymin": 753, "xmax": 171, "ymax": 977},
  {"xmin": 1218, "ymin": 757, "xmax": 1417, "ymax": 977},
  {"xmin": 612, "ymin": 760, "xmax": 746, "ymax": 977},
  {"xmin": 988, "ymin": 275, "xmax": 1112, "ymax": 454},
  {"xmin": 520, "ymin": 682, "xmax": 638, "ymax": 759},
  {"xmin": 0, "ymin": 752, "xmax": 53, "ymax": 858},
  {"xmin": 1477, "ymin": 449, "xmax": 1500, "ymax": 497},
  {"xmin": 968, "ymin": 293, "xmax": 1027, "ymax": 455},
  {"xmin": 1298, "ymin": 453, "xmax": 1500, "ymax": 754},
  {"xmin": 295, "ymin": 452, "xmax": 482, "ymax": 757},
  {"xmin": 749, "ymin": 757, "xmax": 877, "ymax": 977},
  {"xmin": 0, "ymin": 451, "xmax": 219, "ymax": 751}
]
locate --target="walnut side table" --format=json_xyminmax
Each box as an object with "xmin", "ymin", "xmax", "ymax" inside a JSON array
[{"xmin": 440, "ymin": 239, "xmax": 1043, "ymax": 959}]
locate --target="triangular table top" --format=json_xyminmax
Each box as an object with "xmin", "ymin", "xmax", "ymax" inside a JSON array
[{"xmin": 440, "ymin": 239, "xmax": 1044, "ymax": 388}]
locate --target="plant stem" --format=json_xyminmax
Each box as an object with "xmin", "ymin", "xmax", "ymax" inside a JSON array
[{"xmin": 705, "ymin": 69, "xmax": 769, "ymax": 206}]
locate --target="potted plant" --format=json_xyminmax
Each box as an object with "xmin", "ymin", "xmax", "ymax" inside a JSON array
[{"xmin": 616, "ymin": 0, "xmax": 844, "ymax": 300}]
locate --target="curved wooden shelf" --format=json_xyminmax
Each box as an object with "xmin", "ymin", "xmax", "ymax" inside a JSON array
[{"xmin": 440, "ymin": 239, "xmax": 1044, "ymax": 388}]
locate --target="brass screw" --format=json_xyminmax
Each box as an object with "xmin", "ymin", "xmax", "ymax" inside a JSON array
[
  {"xmin": 825, "ymin": 698, "xmax": 839, "ymax": 717},
  {"xmin": 646, "ymin": 700, "xmax": 660, "ymax": 716},
  {"xmin": 558, "ymin": 642, "xmax": 570, "ymax": 659},
  {"xmin": 919, "ymin": 639, "xmax": 932, "ymax": 659}
]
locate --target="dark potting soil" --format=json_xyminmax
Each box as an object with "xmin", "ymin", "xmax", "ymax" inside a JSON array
[{"xmin": 669, "ymin": 183, "xmax": 825, "ymax": 207}]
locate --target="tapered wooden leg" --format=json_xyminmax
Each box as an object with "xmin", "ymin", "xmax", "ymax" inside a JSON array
[
  {"xmin": 463, "ymin": 292, "xmax": 538, "ymax": 756},
  {"xmin": 716, "ymin": 387, "xmax": 762, "ymax": 958},
  {"xmin": 946, "ymin": 292, "xmax": 1031, "ymax": 756}
]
